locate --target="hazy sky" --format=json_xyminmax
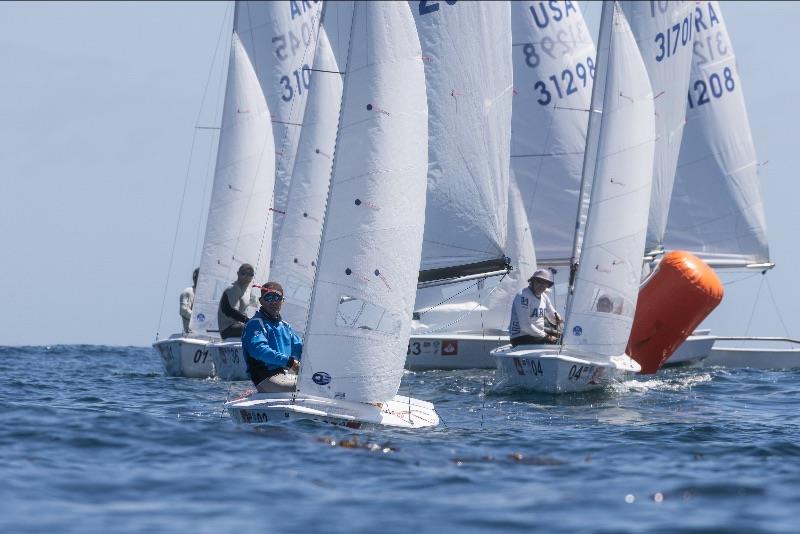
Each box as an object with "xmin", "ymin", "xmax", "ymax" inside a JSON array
[{"xmin": 1, "ymin": 1, "xmax": 798, "ymax": 346}]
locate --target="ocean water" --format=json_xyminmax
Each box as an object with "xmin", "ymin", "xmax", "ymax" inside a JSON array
[{"xmin": 1, "ymin": 345, "xmax": 798, "ymax": 533}]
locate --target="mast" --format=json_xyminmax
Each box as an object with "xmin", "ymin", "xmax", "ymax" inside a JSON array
[{"xmin": 564, "ymin": 0, "xmax": 613, "ymax": 316}]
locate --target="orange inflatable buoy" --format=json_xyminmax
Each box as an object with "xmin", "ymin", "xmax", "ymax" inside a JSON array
[{"xmin": 626, "ymin": 251, "xmax": 724, "ymax": 374}]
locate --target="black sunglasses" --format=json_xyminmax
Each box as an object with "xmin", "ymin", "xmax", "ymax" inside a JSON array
[
  {"xmin": 261, "ymin": 293, "xmax": 283, "ymax": 302},
  {"xmin": 239, "ymin": 270, "xmax": 255, "ymax": 276}
]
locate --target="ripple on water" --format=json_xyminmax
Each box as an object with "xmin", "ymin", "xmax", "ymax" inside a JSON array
[{"xmin": 0, "ymin": 345, "xmax": 799, "ymax": 533}]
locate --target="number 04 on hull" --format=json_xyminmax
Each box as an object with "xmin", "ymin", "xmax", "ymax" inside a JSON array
[{"xmin": 492, "ymin": 345, "xmax": 640, "ymax": 394}]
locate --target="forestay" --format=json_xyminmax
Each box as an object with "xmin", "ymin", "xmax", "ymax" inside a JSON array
[
  {"xmin": 620, "ymin": 1, "xmax": 694, "ymax": 254},
  {"xmin": 234, "ymin": 1, "xmax": 322, "ymax": 258},
  {"xmin": 412, "ymin": 0, "xmax": 513, "ymax": 279},
  {"xmin": 662, "ymin": 1, "xmax": 769, "ymax": 268},
  {"xmin": 296, "ymin": 1, "xmax": 428, "ymax": 404},
  {"xmin": 268, "ymin": 22, "xmax": 347, "ymax": 337},
  {"xmin": 561, "ymin": 4, "xmax": 655, "ymax": 358},
  {"xmin": 510, "ymin": 1, "xmax": 596, "ymax": 267},
  {"xmin": 190, "ymin": 33, "xmax": 276, "ymax": 334}
]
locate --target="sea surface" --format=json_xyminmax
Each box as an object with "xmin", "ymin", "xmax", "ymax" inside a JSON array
[{"xmin": 1, "ymin": 345, "xmax": 798, "ymax": 533}]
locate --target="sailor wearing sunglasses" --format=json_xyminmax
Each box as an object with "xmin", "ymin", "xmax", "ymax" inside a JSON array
[{"xmin": 242, "ymin": 281, "xmax": 304, "ymax": 393}]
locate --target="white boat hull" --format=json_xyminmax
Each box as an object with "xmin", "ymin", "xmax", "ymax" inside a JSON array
[
  {"xmin": 405, "ymin": 333, "xmax": 507, "ymax": 370},
  {"xmin": 662, "ymin": 331, "xmax": 716, "ymax": 367},
  {"xmin": 152, "ymin": 335, "xmax": 216, "ymax": 378},
  {"xmin": 493, "ymin": 345, "xmax": 641, "ymax": 394},
  {"xmin": 208, "ymin": 341, "xmax": 249, "ymax": 381},
  {"xmin": 704, "ymin": 347, "xmax": 800, "ymax": 369},
  {"xmin": 226, "ymin": 392, "xmax": 439, "ymax": 429}
]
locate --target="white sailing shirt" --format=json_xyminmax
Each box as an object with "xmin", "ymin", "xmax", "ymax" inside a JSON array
[
  {"xmin": 179, "ymin": 286, "xmax": 194, "ymax": 333},
  {"xmin": 509, "ymin": 286, "xmax": 558, "ymax": 339}
]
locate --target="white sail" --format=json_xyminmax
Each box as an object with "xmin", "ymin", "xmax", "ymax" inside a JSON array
[
  {"xmin": 413, "ymin": 1, "xmax": 513, "ymax": 277},
  {"xmin": 413, "ymin": 172, "xmax": 537, "ymax": 334},
  {"xmin": 471, "ymin": 174, "xmax": 537, "ymax": 332},
  {"xmin": 561, "ymin": 3, "xmax": 655, "ymax": 358},
  {"xmin": 190, "ymin": 33, "xmax": 276, "ymax": 334},
  {"xmin": 619, "ymin": 1, "xmax": 695, "ymax": 253},
  {"xmin": 510, "ymin": 0, "xmax": 596, "ymax": 267},
  {"xmin": 296, "ymin": 1, "xmax": 428, "ymax": 404},
  {"xmin": 267, "ymin": 25, "xmax": 345, "ymax": 337},
  {"xmin": 662, "ymin": 1, "xmax": 769, "ymax": 268},
  {"xmin": 234, "ymin": 1, "xmax": 322, "ymax": 257}
]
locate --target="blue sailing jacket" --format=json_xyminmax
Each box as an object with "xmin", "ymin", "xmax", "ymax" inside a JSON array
[{"xmin": 241, "ymin": 310, "xmax": 303, "ymax": 370}]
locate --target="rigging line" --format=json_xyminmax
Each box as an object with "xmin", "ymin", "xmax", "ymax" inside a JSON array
[
  {"xmin": 309, "ymin": 68, "xmax": 345, "ymax": 74},
  {"xmin": 194, "ymin": 16, "xmax": 231, "ymax": 266},
  {"xmin": 743, "ymin": 275, "xmax": 765, "ymax": 336},
  {"xmin": 721, "ymin": 272, "xmax": 760, "ymax": 286},
  {"xmin": 511, "ymin": 150, "xmax": 585, "ymax": 158},
  {"xmin": 481, "ymin": 377, "xmax": 486, "ymax": 430},
  {"xmin": 155, "ymin": 3, "xmax": 233, "ymax": 341},
  {"xmin": 271, "ymin": 119, "xmax": 304, "ymax": 126},
  {"xmin": 416, "ymin": 278, "xmax": 485, "ymax": 317},
  {"xmin": 764, "ymin": 274, "xmax": 792, "ymax": 338},
  {"xmin": 417, "ymin": 274, "xmax": 509, "ymax": 333}
]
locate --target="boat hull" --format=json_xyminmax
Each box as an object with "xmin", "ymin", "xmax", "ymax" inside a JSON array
[
  {"xmin": 662, "ymin": 332, "xmax": 715, "ymax": 367},
  {"xmin": 405, "ymin": 333, "xmax": 507, "ymax": 370},
  {"xmin": 704, "ymin": 347, "xmax": 800, "ymax": 369},
  {"xmin": 226, "ymin": 392, "xmax": 439, "ymax": 429},
  {"xmin": 492, "ymin": 345, "xmax": 640, "ymax": 394},
  {"xmin": 208, "ymin": 341, "xmax": 249, "ymax": 381},
  {"xmin": 152, "ymin": 335, "xmax": 215, "ymax": 378}
]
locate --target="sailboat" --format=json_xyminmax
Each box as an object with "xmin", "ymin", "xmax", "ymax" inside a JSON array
[
  {"xmin": 227, "ymin": 1, "xmax": 439, "ymax": 428},
  {"xmin": 492, "ymin": 1, "xmax": 655, "ymax": 393},
  {"xmin": 209, "ymin": 8, "xmax": 348, "ymax": 381},
  {"xmin": 153, "ymin": 27, "xmax": 276, "ymax": 379},
  {"xmin": 660, "ymin": 1, "xmax": 794, "ymax": 368},
  {"xmin": 404, "ymin": 1, "xmax": 517, "ymax": 370}
]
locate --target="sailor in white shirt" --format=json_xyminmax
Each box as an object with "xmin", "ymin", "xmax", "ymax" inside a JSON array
[
  {"xmin": 509, "ymin": 269, "xmax": 562, "ymax": 346},
  {"xmin": 180, "ymin": 268, "xmax": 199, "ymax": 334}
]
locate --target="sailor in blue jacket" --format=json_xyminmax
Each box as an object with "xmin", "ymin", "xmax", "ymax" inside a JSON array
[{"xmin": 242, "ymin": 281, "xmax": 303, "ymax": 393}]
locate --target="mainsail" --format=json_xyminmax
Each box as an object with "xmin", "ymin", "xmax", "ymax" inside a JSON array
[
  {"xmin": 413, "ymin": 173, "xmax": 536, "ymax": 334},
  {"xmin": 510, "ymin": 0, "xmax": 596, "ymax": 267},
  {"xmin": 413, "ymin": 1, "xmax": 513, "ymax": 283},
  {"xmin": 189, "ymin": 33, "xmax": 276, "ymax": 334},
  {"xmin": 296, "ymin": 1, "xmax": 428, "ymax": 403},
  {"xmin": 561, "ymin": 3, "xmax": 656, "ymax": 358},
  {"xmin": 662, "ymin": 1, "xmax": 770, "ymax": 268},
  {"xmin": 620, "ymin": 1, "xmax": 695, "ymax": 254},
  {"xmin": 234, "ymin": 1, "xmax": 322, "ymax": 257}
]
